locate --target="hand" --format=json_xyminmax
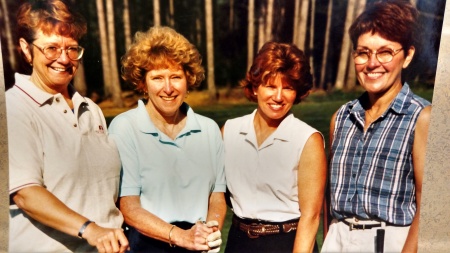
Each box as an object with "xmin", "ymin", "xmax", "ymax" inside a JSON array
[
  {"xmin": 206, "ymin": 221, "xmax": 222, "ymax": 253},
  {"xmin": 83, "ymin": 223, "xmax": 129, "ymax": 253}
]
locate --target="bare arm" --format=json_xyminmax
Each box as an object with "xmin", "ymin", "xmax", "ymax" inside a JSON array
[
  {"xmin": 323, "ymin": 111, "xmax": 338, "ymax": 238},
  {"xmin": 293, "ymin": 132, "xmax": 327, "ymax": 253},
  {"xmin": 206, "ymin": 192, "xmax": 227, "ymax": 230},
  {"xmin": 402, "ymin": 105, "xmax": 431, "ymax": 253},
  {"xmin": 119, "ymin": 195, "xmax": 212, "ymax": 251},
  {"xmin": 13, "ymin": 186, "xmax": 128, "ymax": 253}
]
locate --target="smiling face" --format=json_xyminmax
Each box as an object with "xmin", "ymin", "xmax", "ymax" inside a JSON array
[
  {"xmin": 144, "ymin": 65, "xmax": 188, "ymax": 121},
  {"xmin": 254, "ymin": 73, "xmax": 296, "ymax": 126},
  {"xmin": 20, "ymin": 30, "xmax": 80, "ymax": 95},
  {"xmin": 354, "ymin": 32, "xmax": 415, "ymax": 96}
]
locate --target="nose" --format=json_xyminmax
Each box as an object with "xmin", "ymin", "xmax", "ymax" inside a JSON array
[
  {"xmin": 164, "ymin": 79, "xmax": 174, "ymax": 94},
  {"xmin": 272, "ymin": 87, "xmax": 283, "ymax": 101},
  {"xmin": 56, "ymin": 49, "xmax": 71, "ymax": 63},
  {"xmin": 366, "ymin": 52, "xmax": 381, "ymax": 68}
]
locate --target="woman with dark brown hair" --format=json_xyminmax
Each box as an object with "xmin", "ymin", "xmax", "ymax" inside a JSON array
[
  {"xmin": 322, "ymin": 0, "xmax": 431, "ymax": 252},
  {"xmin": 223, "ymin": 41, "xmax": 327, "ymax": 253}
]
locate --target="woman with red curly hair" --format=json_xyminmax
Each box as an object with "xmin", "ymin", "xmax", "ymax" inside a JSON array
[
  {"xmin": 109, "ymin": 26, "xmax": 226, "ymax": 252},
  {"xmin": 223, "ymin": 42, "xmax": 326, "ymax": 253}
]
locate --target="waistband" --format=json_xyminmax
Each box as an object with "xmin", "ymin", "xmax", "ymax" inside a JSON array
[
  {"xmin": 232, "ymin": 215, "xmax": 299, "ymax": 239},
  {"xmin": 339, "ymin": 217, "xmax": 408, "ymax": 231}
]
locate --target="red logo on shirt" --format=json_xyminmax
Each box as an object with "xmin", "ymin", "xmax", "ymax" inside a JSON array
[{"xmin": 96, "ymin": 125, "xmax": 105, "ymax": 134}]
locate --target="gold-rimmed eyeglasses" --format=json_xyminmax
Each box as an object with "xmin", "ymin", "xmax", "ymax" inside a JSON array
[
  {"xmin": 31, "ymin": 43, "xmax": 85, "ymax": 61},
  {"xmin": 352, "ymin": 47, "xmax": 403, "ymax": 65}
]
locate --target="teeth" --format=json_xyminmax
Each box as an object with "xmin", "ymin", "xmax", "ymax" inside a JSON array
[
  {"xmin": 269, "ymin": 104, "xmax": 282, "ymax": 109},
  {"xmin": 367, "ymin": 72, "xmax": 382, "ymax": 78},
  {"xmin": 161, "ymin": 96, "xmax": 175, "ymax": 101},
  {"xmin": 53, "ymin": 67, "xmax": 67, "ymax": 72}
]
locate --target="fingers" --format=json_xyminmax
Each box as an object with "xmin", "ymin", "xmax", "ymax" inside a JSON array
[
  {"xmin": 116, "ymin": 229, "xmax": 130, "ymax": 253},
  {"xmin": 206, "ymin": 220, "xmax": 219, "ymax": 228},
  {"xmin": 206, "ymin": 230, "xmax": 222, "ymax": 248},
  {"xmin": 192, "ymin": 221, "xmax": 222, "ymax": 251},
  {"xmin": 95, "ymin": 231, "xmax": 116, "ymax": 253},
  {"xmin": 206, "ymin": 230, "xmax": 221, "ymax": 244},
  {"xmin": 208, "ymin": 247, "xmax": 221, "ymax": 253},
  {"xmin": 94, "ymin": 228, "xmax": 129, "ymax": 253},
  {"xmin": 208, "ymin": 238, "xmax": 222, "ymax": 249}
]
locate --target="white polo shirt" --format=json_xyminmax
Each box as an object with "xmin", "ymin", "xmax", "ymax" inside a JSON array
[
  {"xmin": 223, "ymin": 110, "xmax": 319, "ymax": 221},
  {"xmin": 8, "ymin": 73, "xmax": 123, "ymax": 252}
]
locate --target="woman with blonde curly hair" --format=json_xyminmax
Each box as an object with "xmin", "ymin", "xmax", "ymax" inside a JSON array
[{"xmin": 108, "ymin": 26, "xmax": 226, "ymax": 253}]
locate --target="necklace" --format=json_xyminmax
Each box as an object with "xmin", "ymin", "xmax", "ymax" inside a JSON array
[{"xmin": 366, "ymin": 109, "xmax": 382, "ymax": 125}]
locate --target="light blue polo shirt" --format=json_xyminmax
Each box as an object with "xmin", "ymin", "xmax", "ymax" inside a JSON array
[{"xmin": 109, "ymin": 100, "xmax": 225, "ymax": 224}]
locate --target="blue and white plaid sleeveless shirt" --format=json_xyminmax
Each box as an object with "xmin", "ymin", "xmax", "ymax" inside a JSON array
[{"xmin": 329, "ymin": 83, "xmax": 430, "ymax": 225}]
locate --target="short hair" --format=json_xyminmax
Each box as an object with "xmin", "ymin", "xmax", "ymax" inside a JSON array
[
  {"xmin": 241, "ymin": 42, "xmax": 313, "ymax": 104},
  {"xmin": 121, "ymin": 26, "xmax": 205, "ymax": 93},
  {"xmin": 349, "ymin": 0, "xmax": 419, "ymax": 51},
  {"xmin": 17, "ymin": 0, "xmax": 87, "ymax": 43}
]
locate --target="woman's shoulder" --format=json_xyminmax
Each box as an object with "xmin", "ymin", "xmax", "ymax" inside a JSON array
[
  {"xmin": 287, "ymin": 115, "xmax": 320, "ymax": 136},
  {"xmin": 224, "ymin": 111, "xmax": 254, "ymax": 128},
  {"xmin": 108, "ymin": 106, "xmax": 139, "ymax": 132}
]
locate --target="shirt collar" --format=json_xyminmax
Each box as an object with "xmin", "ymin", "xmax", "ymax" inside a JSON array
[
  {"xmin": 239, "ymin": 109, "xmax": 294, "ymax": 143},
  {"xmin": 14, "ymin": 73, "xmax": 87, "ymax": 107},
  {"xmin": 14, "ymin": 73, "xmax": 54, "ymax": 106},
  {"xmin": 136, "ymin": 100, "xmax": 201, "ymax": 137},
  {"xmin": 349, "ymin": 82, "xmax": 413, "ymax": 116}
]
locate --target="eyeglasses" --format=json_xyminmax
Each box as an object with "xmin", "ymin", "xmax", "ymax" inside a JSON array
[
  {"xmin": 31, "ymin": 43, "xmax": 85, "ymax": 61},
  {"xmin": 352, "ymin": 47, "xmax": 403, "ymax": 65}
]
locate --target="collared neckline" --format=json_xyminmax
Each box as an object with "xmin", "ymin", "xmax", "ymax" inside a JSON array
[
  {"xmin": 349, "ymin": 82, "xmax": 413, "ymax": 116},
  {"xmin": 239, "ymin": 109, "xmax": 294, "ymax": 147},
  {"xmin": 136, "ymin": 100, "xmax": 201, "ymax": 138},
  {"xmin": 14, "ymin": 73, "xmax": 87, "ymax": 108}
]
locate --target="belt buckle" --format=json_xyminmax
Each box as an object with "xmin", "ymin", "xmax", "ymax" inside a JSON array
[
  {"xmin": 349, "ymin": 223, "xmax": 354, "ymax": 231},
  {"xmin": 246, "ymin": 223, "xmax": 261, "ymax": 239}
]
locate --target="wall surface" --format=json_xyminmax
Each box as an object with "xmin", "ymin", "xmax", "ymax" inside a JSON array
[
  {"xmin": 419, "ymin": 0, "xmax": 450, "ymax": 252},
  {"xmin": 0, "ymin": 40, "xmax": 9, "ymax": 252}
]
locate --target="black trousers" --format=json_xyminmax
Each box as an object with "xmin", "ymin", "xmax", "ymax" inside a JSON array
[
  {"xmin": 126, "ymin": 222, "xmax": 202, "ymax": 253},
  {"xmin": 224, "ymin": 220, "xmax": 319, "ymax": 253}
]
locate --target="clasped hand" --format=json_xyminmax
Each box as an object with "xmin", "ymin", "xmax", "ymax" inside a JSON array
[
  {"xmin": 83, "ymin": 224, "xmax": 129, "ymax": 253},
  {"xmin": 187, "ymin": 220, "xmax": 222, "ymax": 252},
  {"xmin": 205, "ymin": 220, "xmax": 222, "ymax": 253}
]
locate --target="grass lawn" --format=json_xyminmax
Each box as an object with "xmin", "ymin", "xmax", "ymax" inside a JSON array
[{"xmin": 104, "ymin": 87, "xmax": 433, "ymax": 252}]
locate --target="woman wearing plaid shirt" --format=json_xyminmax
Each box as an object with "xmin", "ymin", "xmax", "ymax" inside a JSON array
[{"xmin": 322, "ymin": 1, "xmax": 431, "ymax": 252}]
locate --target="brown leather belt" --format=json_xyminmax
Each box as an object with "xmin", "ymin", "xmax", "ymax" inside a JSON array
[{"xmin": 232, "ymin": 215, "xmax": 298, "ymax": 238}]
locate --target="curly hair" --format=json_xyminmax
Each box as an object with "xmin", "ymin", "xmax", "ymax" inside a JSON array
[
  {"xmin": 121, "ymin": 26, "xmax": 205, "ymax": 93},
  {"xmin": 349, "ymin": 0, "xmax": 419, "ymax": 52},
  {"xmin": 241, "ymin": 42, "xmax": 313, "ymax": 104},
  {"xmin": 17, "ymin": 0, "xmax": 87, "ymax": 43}
]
